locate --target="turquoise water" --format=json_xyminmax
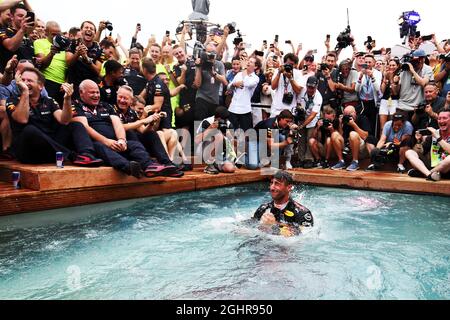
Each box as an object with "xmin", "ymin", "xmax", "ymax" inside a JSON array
[{"xmin": 0, "ymin": 184, "xmax": 449, "ymax": 300}]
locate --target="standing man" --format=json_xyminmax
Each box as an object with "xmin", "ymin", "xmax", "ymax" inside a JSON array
[{"xmin": 253, "ymin": 171, "xmax": 314, "ymax": 237}]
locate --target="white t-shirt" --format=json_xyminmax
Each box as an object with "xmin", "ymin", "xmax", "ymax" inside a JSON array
[
  {"xmin": 270, "ymin": 69, "xmax": 305, "ymax": 117},
  {"xmin": 228, "ymin": 71, "xmax": 260, "ymax": 115},
  {"xmin": 297, "ymin": 89, "xmax": 323, "ymax": 129}
]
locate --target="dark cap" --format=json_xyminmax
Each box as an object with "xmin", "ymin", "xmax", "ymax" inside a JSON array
[
  {"xmin": 393, "ymin": 113, "xmax": 405, "ymax": 121},
  {"xmin": 306, "ymin": 76, "xmax": 319, "ymax": 87},
  {"xmin": 273, "ymin": 170, "xmax": 294, "ymax": 185},
  {"xmin": 215, "ymin": 106, "xmax": 230, "ymax": 119}
]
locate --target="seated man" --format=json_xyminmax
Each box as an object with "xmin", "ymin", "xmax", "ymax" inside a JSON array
[
  {"xmin": 331, "ymin": 105, "xmax": 375, "ymax": 171},
  {"xmin": 367, "ymin": 113, "xmax": 413, "ymax": 173},
  {"xmin": 309, "ymin": 106, "xmax": 339, "ymax": 169},
  {"xmin": 254, "ymin": 110, "xmax": 298, "ymax": 169},
  {"xmin": 194, "ymin": 106, "xmax": 236, "ymax": 175},
  {"xmin": 6, "ymin": 67, "xmax": 103, "ymax": 166},
  {"xmin": 114, "ymin": 85, "xmax": 183, "ymax": 177},
  {"xmin": 72, "ymin": 80, "xmax": 171, "ymax": 178},
  {"xmin": 406, "ymin": 108, "xmax": 450, "ymax": 181},
  {"xmin": 253, "ymin": 170, "xmax": 313, "ymax": 237}
]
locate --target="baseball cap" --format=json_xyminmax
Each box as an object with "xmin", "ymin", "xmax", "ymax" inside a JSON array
[
  {"xmin": 412, "ymin": 49, "xmax": 426, "ymax": 58},
  {"xmin": 215, "ymin": 106, "xmax": 230, "ymax": 119},
  {"xmin": 306, "ymin": 76, "xmax": 319, "ymax": 87},
  {"xmin": 304, "ymin": 55, "xmax": 314, "ymax": 61}
]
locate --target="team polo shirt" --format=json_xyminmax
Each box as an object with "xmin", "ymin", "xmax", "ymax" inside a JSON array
[
  {"xmin": 72, "ymin": 101, "xmax": 117, "ymax": 139},
  {"xmin": 6, "ymin": 96, "xmax": 61, "ymax": 137},
  {"xmin": 114, "ymin": 106, "xmax": 139, "ymax": 124},
  {"xmin": 67, "ymin": 41, "xmax": 105, "ymax": 86},
  {"xmin": 0, "ymin": 26, "xmax": 34, "ymax": 72},
  {"xmin": 34, "ymin": 38, "xmax": 67, "ymax": 84},
  {"xmin": 124, "ymin": 67, "xmax": 147, "ymax": 96},
  {"xmin": 144, "ymin": 75, "xmax": 172, "ymax": 129}
]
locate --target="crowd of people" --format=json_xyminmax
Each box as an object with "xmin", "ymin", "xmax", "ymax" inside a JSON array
[{"xmin": 0, "ymin": 0, "xmax": 449, "ymax": 182}]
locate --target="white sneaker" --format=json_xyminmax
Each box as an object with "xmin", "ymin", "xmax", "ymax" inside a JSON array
[{"xmin": 285, "ymin": 161, "xmax": 293, "ymax": 170}]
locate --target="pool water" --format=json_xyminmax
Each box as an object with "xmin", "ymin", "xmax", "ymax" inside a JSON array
[{"xmin": 0, "ymin": 184, "xmax": 448, "ymax": 300}]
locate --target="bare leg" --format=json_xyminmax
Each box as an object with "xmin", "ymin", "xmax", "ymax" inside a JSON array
[
  {"xmin": 379, "ymin": 114, "xmax": 387, "ymax": 138},
  {"xmin": 331, "ymin": 132, "xmax": 344, "ymax": 162},
  {"xmin": 405, "ymin": 150, "xmax": 431, "ymax": 176},
  {"xmin": 309, "ymin": 138, "xmax": 320, "ymax": 161},
  {"xmin": 348, "ymin": 131, "xmax": 360, "ymax": 162}
]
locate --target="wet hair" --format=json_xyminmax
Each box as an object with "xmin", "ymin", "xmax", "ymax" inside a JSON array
[
  {"xmin": 104, "ymin": 60, "xmax": 123, "ymax": 75},
  {"xmin": 141, "ymin": 57, "xmax": 156, "ymax": 74},
  {"xmin": 273, "ymin": 170, "xmax": 294, "ymax": 186},
  {"xmin": 11, "ymin": 4, "xmax": 27, "ymax": 14},
  {"xmin": 68, "ymin": 27, "xmax": 80, "ymax": 37},
  {"xmin": 80, "ymin": 21, "xmax": 96, "ymax": 33}
]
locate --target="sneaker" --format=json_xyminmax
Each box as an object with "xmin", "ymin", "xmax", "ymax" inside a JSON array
[
  {"xmin": 366, "ymin": 164, "xmax": 378, "ymax": 171},
  {"xmin": 144, "ymin": 163, "xmax": 177, "ymax": 178},
  {"xmin": 331, "ymin": 160, "xmax": 346, "ymax": 170},
  {"xmin": 407, "ymin": 169, "xmax": 423, "ymax": 178},
  {"xmin": 315, "ymin": 160, "xmax": 323, "ymax": 168},
  {"xmin": 285, "ymin": 161, "xmax": 293, "ymax": 170},
  {"xmin": 427, "ymin": 172, "xmax": 441, "ymax": 182},
  {"xmin": 73, "ymin": 153, "xmax": 104, "ymax": 167},
  {"xmin": 346, "ymin": 161, "xmax": 360, "ymax": 172},
  {"xmin": 204, "ymin": 164, "xmax": 219, "ymax": 175},
  {"xmin": 321, "ymin": 160, "xmax": 330, "ymax": 169},
  {"xmin": 181, "ymin": 163, "xmax": 193, "ymax": 172},
  {"xmin": 303, "ymin": 160, "xmax": 314, "ymax": 169},
  {"xmin": 128, "ymin": 161, "xmax": 144, "ymax": 179},
  {"xmin": 397, "ymin": 164, "xmax": 406, "ymax": 174}
]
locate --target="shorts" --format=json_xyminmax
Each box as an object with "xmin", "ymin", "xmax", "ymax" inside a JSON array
[{"xmin": 379, "ymin": 99, "xmax": 398, "ymax": 116}]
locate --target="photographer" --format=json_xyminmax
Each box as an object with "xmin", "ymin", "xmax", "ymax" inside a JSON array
[
  {"xmin": 295, "ymin": 76, "xmax": 322, "ymax": 169},
  {"xmin": 393, "ymin": 50, "xmax": 434, "ymax": 117},
  {"xmin": 434, "ymin": 53, "xmax": 450, "ymax": 97},
  {"xmin": 334, "ymin": 59, "xmax": 359, "ymax": 109},
  {"xmin": 315, "ymin": 52, "xmax": 339, "ymax": 110},
  {"xmin": 66, "ymin": 21, "xmax": 105, "ymax": 93},
  {"xmin": 331, "ymin": 105, "xmax": 374, "ymax": 171},
  {"xmin": 254, "ymin": 110, "xmax": 298, "ymax": 169},
  {"xmin": 379, "ymin": 58, "xmax": 401, "ymax": 137},
  {"xmin": 411, "ymin": 83, "xmax": 445, "ymax": 130},
  {"xmin": 270, "ymin": 53, "xmax": 303, "ymax": 117},
  {"xmin": 355, "ymin": 54, "xmax": 382, "ymax": 137},
  {"xmin": 406, "ymin": 108, "xmax": 450, "ymax": 181},
  {"xmin": 193, "ymin": 41, "xmax": 227, "ymax": 121},
  {"xmin": 367, "ymin": 113, "xmax": 413, "ymax": 173},
  {"xmin": 309, "ymin": 106, "xmax": 339, "ymax": 169},
  {"xmin": 34, "ymin": 21, "xmax": 68, "ymax": 105},
  {"xmin": 195, "ymin": 106, "xmax": 236, "ymax": 175}
]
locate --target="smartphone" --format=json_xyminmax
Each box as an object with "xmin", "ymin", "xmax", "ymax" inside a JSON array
[
  {"xmin": 386, "ymin": 48, "xmax": 391, "ymax": 54},
  {"xmin": 326, "ymin": 34, "xmax": 331, "ymax": 40},
  {"xmin": 26, "ymin": 11, "xmax": 35, "ymax": 25},
  {"xmin": 422, "ymin": 34, "xmax": 433, "ymax": 41},
  {"xmin": 263, "ymin": 40, "xmax": 267, "ymax": 45},
  {"xmin": 137, "ymin": 23, "xmax": 141, "ymax": 30},
  {"xmin": 361, "ymin": 63, "xmax": 368, "ymax": 69},
  {"xmin": 255, "ymin": 50, "xmax": 264, "ymax": 57},
  {"xmin": 274, "ymin": 35, "xmax": 279, "ymax": 43},
  {"xmin": 269, "ymin": 43, "xmax": 274, "ymax": 49},
  {"xmin": 285, "ymin": 40, "xmax": 291, "ymax": 44},
  {"xmin": 417, "ymin": 129, "xmax": 432, "ymax": 136},
  {"xmin": 372, "ymin": 50, "xmax": 382, "ymax": 55},
  {"xmin": 415, "ymin": 31, "xmax": 421, "ymax": 38},
  {"xmin": 165, "ymin": 30, "xmax": 170, "ymax": 36}
]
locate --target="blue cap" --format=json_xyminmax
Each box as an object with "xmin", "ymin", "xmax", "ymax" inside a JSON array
[{"xmin": 412, "ymin": 49, "xmax": 426, "ymax": 58}]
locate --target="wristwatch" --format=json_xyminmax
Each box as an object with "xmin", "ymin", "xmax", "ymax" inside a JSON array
[{"xmin": 436, "ymin": 137, "xmax": 443, "ymax": 143}]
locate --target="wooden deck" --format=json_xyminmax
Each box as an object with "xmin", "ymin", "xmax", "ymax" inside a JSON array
[{"xmin": 0, "ymin": 160, "xmax": 448, "ymax": 216}]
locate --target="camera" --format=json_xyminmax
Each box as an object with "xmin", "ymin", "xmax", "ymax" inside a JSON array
[
  {"xmin": 415, "ymin": 102, "xmax": 427, "ymax": 114},
  {"xmin": 159, "ymin": 112, "xmax": 167, "ymax": 118},
  {"xmin": 218, "ymin": 119, "xmax": 228, "ymax": 135},
  {"xmin": 401, "ymin": 53, "xmax": 413, "ymax": 71},
  {"xmin": 322, "ymin": 119, "xmax": 331, "ymax": 128},
  {"xmin": 226, "ymin": 22, "xmax": 237, "ymax": 35},
  {"xmin": 364, "ymin": 36, "xmax": 375, "ymax": 50},
  {"xmin": 105, "ymin": 21, "xmax": 113, "ymax": 31},
  {"xmin": 335, "ymin": 26, "xmax": 353, "ymax": 50},
  {"xmin": 233, "ymin": 29, "xmax": 243, "ymax": 46},
  {"xmin": 283, "ymin": 64, "xmax": 293, "ymax": 73},
  {"xmin": 288, "ymin": 128, "xmax": 301, "ymax": 145},
  {"xmin": 294, "ymin": 106, "xmax": 306, "ymax": 123},
  {"xmin": 377, "ymin": 144, "xmax": 398, "ymax": 162},
  {"xmin": 53, "ymin": 34, "xmax": 71, "ymax": 51},
  {"xmin": 282, "ymin": 92, "xmax": 294, "ymax": 105},
  {"xmin": 343, "ymin": 115, "xmax": 352, "ymax": 125},
  {"xmin": 200, "ymin": 51, "xmax": 217, "ymax": 70}
]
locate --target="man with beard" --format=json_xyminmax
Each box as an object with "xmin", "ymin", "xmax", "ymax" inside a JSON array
[
  {"xmin": 98, "ymin": 59, "xmax": 125, "ymax": 105},
  {"xmin": 253, "ymin": 170, "xmax": 314, "ymax": 237}
]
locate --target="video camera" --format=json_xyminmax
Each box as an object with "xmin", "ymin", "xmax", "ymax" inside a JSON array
[
  {"xmin": 364, "ymin": 36, "xmax": 375, "ymax": 50},
  {"xmin": 233, "ymin": 29, "xmax": 243, "ymax": 46},
  {"xmin": 288, "ymin": 128, "xmax": 302, "ymax": 145},
  {"xmin": 401, "ymin": 52, "xmax": 419, "ymax": 71},
  {"xmin": 53, "ymin": 34, "xmax": 71, "ymax": 51},
  {"xmin": 336, "ymin": 26, "xmax": 353, "ymax": 50},
  {"xmin": 378, "ymin": 143, "xmax": 399, "ymax": 159},
  {"xmin": 218, "ymin": 119, "xmax": 228, "ymax": 135},
  {"xmin": 398, "ymin": 11, "xmax": 421, "ymax": 41},
  {"xmin": 294, "ymin": 106, "xmax": 306, "ymax": 123}
]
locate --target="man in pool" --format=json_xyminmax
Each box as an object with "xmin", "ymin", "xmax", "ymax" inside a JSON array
[{"xmin": 253, "ymin": 171, "xmax": 314, "ymax": 237}]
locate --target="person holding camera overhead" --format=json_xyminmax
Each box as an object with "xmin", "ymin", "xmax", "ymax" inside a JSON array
[
  {"xmin": 392, "ymin": 50, "xmax": 434, "ymax": 119},
  {"xmin": 411, "ymin": 83, "xmax": 445, "ymax": 130},
  {"xmin": 193, "ymin": 41, "xmax": 227, "ymax": 121},
  {"xmin": 367, "ymin": 113, "xmax": 413, "ymax": 173},
  {"xmin": 66, "ymin": 21, "xmax": 105, "ymax": 95},
  {"xmin": 0, "ymin": 3, "xmax": 35, "ymax": 73},
  {"xmin": 315, "ymin": 52, "xmax": 339, "ymax": 111},
  {"xmin": 34, "ymin": 21, "xmax": 68, "ymax": 106},
  {"xmin": 331, "ymin": 105, "xmax": 375, "ymax": 171},
  {"xmin": 270, "ymin": 53, "xmax": 303, "ymax": 118}
]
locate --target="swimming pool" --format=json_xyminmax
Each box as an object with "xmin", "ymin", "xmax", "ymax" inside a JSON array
[{"xmin": 0, "ymin": 184, "xmax": 448, "ymax": 300}]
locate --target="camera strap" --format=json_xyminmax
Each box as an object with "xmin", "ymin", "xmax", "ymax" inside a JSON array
[{"xmin": 283, "ymin": 76, "xmax": 290, "ymax": 94}]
